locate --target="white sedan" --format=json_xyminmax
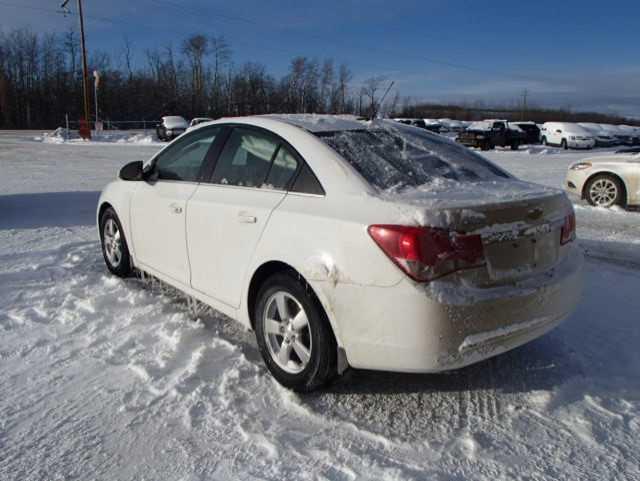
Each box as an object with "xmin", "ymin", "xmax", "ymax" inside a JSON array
[
  {"xmin": 98, "ymin": 115, "xmax": 583, "ymax": 391},
  {"xmin": 565, "ymin": 153, "xmax": 640, "ymax": 208}
]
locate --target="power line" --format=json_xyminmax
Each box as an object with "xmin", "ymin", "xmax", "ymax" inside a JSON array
[
  {"xmin": 1, "ymin": 0, "xmax": 546, "ymax": 89},
  {"xmin": 0, "ymin": 0, "xmax": 120, "ymax": 25},
  {"xmin": 145, "ymin": 0, "xmax": 550, "ymax": 85}
]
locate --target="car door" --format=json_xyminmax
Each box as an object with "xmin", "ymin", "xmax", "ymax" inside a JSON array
[
  {"xmin": 493, "ymin": 122, "xmax": 507, "ymax": 145},
  {"xmin": 552, "ymin": 127, "xmax": 563, "ymax": 145},
  {"xmin": 186, "ymin": 126, "xmax": 300, "ymax": 308},
  {"xmin": 130, "ymin": 126, "xmax": 221, "ymax": 285}
]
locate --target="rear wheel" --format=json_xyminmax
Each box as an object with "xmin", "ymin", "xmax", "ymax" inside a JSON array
[
  {"xmin": 510, "ymin": 141, "xmax": 519, "ymax": 151},
  {"xmin": 541, "ymin": 136, "xmax": 547, "ymax": 146},
  {"xmin": 561, "ymin": 139, "xmax": 568, "ymax": 150},
  {"xmin": 254, "ymin": 272, "xmax": 336, "ymax": 392},
  {"xmin": 99, "ymin": 207, "xmax": 132, "ymax": 277},
  {"xmin": 586, "ymin": 174, "xmax": 624, "ymax": 208}
]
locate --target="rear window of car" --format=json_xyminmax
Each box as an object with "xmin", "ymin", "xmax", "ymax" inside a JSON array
[{"xmin": 315, "ymin": 121, "xmax": 510, "ymax": 191}]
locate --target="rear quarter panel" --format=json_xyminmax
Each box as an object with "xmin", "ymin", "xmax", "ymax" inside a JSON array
[{"xmin": 239, "ymin": 192, "xmax": 408, "ymax": 342}]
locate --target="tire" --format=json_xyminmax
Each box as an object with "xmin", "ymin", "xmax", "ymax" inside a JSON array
[
  {"xmin": 99, "ymin": 207, "xmax": 133, "ymax": 277},
  {"xmin": 585, "ymin": 174, "xmax": 624, "ymax": 208},
  {"xmin": 510, "ymin": 141, "xmax": 519, "ymax": 151},
  {"xmin": 254, "ymin": 272, "xmax": 336, "ymax": 392},
  {"xmin": 541, "ymin": 136, "xmax": 547, "ymax": 146},
  {"xmin": 561, "ymin": 139, "xmax": 568, "ymax": 150},
  {"xmin": 480, "ymin": 140, "xmax": 491, "ymax": 151}
]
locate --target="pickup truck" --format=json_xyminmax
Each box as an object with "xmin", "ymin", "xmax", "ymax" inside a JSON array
[{"xmin": 456, "ymin": 120, "xmax": 526, "ymax": 151}]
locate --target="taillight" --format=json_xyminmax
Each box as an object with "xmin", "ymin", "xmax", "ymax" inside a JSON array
[
  {"xmin": 368, "ymin": 225, "xmax": 485, "ymax": 282},
  {"xmin": 560, "ymin": 212, "xmax": 576, "ymax": 245}
]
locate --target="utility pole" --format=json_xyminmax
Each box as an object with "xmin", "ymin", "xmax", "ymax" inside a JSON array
[
  {"xmin": 61, "ymin": 0, "xmax": 91, "ymax": 139},
  {"xmin": 521, "ymin": 89, "xmax": 528, "ymax": 121}
]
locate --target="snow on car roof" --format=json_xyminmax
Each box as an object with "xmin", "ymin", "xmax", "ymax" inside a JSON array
[{"xmin": 263, "ymin": 114, "xmax": 367, "ymax": 133}]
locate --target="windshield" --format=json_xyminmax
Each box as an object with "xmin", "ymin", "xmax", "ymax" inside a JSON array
[{"xmin": 315, "ymin": 120, "xmax": 511, "ymax": 191}]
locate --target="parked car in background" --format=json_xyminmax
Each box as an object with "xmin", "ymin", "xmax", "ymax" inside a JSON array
[
  {"xmin": 512, "ymin": 121, "xmax": 541, "ymax": 145},
  {"xmin": 578, "ymin": 123, "xmax": 618, "ymax": 148},
  {"xmin": 188, "ymin": 117, "xmax": 214, "ymax": 130},
  {"xmin": 616, "ymin": 146, "xmax": 640, "ymax": 154},
  {"xmin": 609, "ymin": 124, "xmax": 640, "ymax": 146},
  {"xmin": 456, "ymin": 120, "xmax": 526, "ymax": 150},
  {"xmin": 98, "ymin": 114, "xmax": 582, "ymax": 391},
  {"xmin": 438, "ymin": 118, "xmax": 467, "ymax": 133},
  {"xmin": 540, "ymin": 122, "xmax": 595, "ymax": 150},
  {"xmin": 156, "ymin": 116, "xmax": 188, "ymax": 141},
  {"xmin": 566, "ymin": 153, "xmax": 640, "ymax": 208},
  {"xmin": 394, "ymin": 118, "xmax": 442, "ymax": 133}
]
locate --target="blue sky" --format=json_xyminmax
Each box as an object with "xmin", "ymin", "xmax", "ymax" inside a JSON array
[{"xmin": 2, "ymin": 0, "xmax": 639, "ymax": 116}]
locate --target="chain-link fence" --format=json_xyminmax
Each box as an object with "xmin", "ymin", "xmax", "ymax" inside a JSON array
[{"xmin": 64, "ymin": 119, "xmax": 160, "ymax": 131}]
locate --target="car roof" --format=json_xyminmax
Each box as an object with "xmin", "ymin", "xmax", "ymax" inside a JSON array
[{"xmin": 261, "ymin": 114, "xmax": 367, "ymax": 133}]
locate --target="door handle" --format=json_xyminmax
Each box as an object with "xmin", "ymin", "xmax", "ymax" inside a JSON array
[
  {"xmin": 169, "ymin": 203, "xmax": 183, "ymax": 214},
  {"xmin": 238, "ymin": 212, "xmax": 257, "ymax": 224}
]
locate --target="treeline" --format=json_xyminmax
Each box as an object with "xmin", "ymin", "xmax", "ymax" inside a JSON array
[
  {"xmin": 0, "ymin": 28, "xmax": 379, "ymax": 129},
  {"xmin": 1, "ymin": 27, "xmax": 636, "ymax": 130},
  {"xmin": 400, "ymin": 102, "xmax": 640, "ymax": 126}
]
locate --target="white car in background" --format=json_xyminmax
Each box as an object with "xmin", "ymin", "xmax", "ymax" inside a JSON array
[
  {"xmin": 98, "ymin": 115, "xmax": 582, "ymax": 391},
  {"xmin": 188, "ymin": 117, "xmax": 214, "ymax": 130},
  {"xmin": 566, "ymin": 152, "xmax": 640, "ymax": 208},
  {"xmin": 156, "ymin": 116, "xmax": 189, "ymax": 141},
  {"xmin": 540, "ymin": 122, "xmax": 595, "ymax": 150},
  {"xmin": 578, "ymin": 123, "xmax": 618, "ymax": 148}
]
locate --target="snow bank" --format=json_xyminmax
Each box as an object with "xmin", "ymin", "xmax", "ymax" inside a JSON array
[{"xmin": 35, "ymin": 127, "xmax": 163, "ymax": 146}]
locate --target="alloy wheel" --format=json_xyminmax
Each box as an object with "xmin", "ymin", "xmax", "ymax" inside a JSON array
[
  {"xmin": 589, "ymin": 178, "xmax": 618, "ymax": 207},
  {"xmin": 263, "ymin": 291, "xmax": 312, "ymax": 374},
  {"xmin": 103, "ymin": 218, "xmax": 123, "ymax": 267}
]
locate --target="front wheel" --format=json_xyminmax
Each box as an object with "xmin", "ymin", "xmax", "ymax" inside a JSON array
[
  {"xmin": 254, "ymin": 273, "xmax": 336, "ymax": 392},
  {"xmin": 99, "ymin": 207, "xmax": 132, "ymax": 277},
  {"xmin": 510, "ymin": 141, "xmax": 519, "ymax": 151},
  {"xmin": 541, "ymin": 136, "xmax": 547, "ymax": 146},
  {"xmin": 585, "ymin": 174, "xmax": 624, "ymax": 208},
  {"xmin": 561, "ymin": 139, "xmax": 568, "ymax": 150}
]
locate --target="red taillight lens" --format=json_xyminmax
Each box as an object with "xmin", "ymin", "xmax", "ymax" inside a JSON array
[
  {"xmin": 368, "ymin": 225, "xmax": 485, "ymax": 282},
  {"xmin": 560, "ymin": 212, "xmax": 576, "ymax": 245}
]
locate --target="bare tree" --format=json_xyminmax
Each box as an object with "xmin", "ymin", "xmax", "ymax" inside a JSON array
[
  {"xmin": 337, "ymin": 64, "xmax": 352, "ymax": 114},
  {"xmin": 361, "ymin": 76, "xmax": 386, "ymax": 118},
  {"xmin": 182, "ymin": 34, "xmax": 208, "ymax": 114},
  {"xmin": 209, "ymin": 35, "xmax": 231, "ymax": 117},
  {"xmin": 319, "ymin": 59, "xmax": 334, "ymax": 113},
  {"xmin": 121, "ymin": 36, "xmax": 134, "ymax": 80}
]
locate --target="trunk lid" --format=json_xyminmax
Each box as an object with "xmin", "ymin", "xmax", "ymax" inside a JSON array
[{"xmin": 388, "ymin": 180, "xmax": 573, "ymax": 286}]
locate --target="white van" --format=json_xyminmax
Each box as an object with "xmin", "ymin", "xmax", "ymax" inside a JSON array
[{"xmin": 540, "ymin": 122, "xmax": 595, "ymax": 150}]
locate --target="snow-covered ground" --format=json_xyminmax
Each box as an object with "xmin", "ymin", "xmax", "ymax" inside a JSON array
[{"xmin": 1, "ymin": 132, "xmax": 639, "ymax": 480}]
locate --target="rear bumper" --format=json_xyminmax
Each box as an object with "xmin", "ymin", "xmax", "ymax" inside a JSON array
[
  {"xmin": 568, "ymin": 139, "xmax": 595, "ymax": 149},
  {"xmin": 321, "ymin": 244, "xmax": 583, "ymax": 373}
]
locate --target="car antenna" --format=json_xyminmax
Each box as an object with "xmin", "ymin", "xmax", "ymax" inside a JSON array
[{"xmin": 372, "ymin": 80, "xmax": 395, "ymax": 120}]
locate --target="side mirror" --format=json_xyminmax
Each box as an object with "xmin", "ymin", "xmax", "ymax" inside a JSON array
[{"xmin": 119, "ymin": 160, "xmax": 144, "ymax": 181}]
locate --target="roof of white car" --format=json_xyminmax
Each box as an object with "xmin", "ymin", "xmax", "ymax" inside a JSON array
[
  {"xmin": 262, "ymin": 114, "xmax": 367, "ymax": 132},
  {"xmin": 193, "ymin": 114, "xmax": 368, "ymax": 134}
]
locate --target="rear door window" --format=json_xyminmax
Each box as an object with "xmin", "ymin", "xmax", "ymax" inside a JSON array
[
  {"xmin": 264, "ymin": 145, "xmax": 299, "ymax": 190},
  {"xmin": 211, "ymin": 128, "xmax": 279, "ymax": 188}
]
